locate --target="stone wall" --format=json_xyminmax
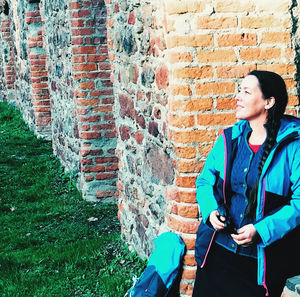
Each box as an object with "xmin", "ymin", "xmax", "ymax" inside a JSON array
[
  {"xmin": 105, "ymin": 0, "xmax": 173, "ymax": 257},
  {"xmin": 0, "ymin": 0, "xmax": 117, "ymax": 201},
  {"xmin": 0, "ymin": 0, "xmax": 300, "ymax": 295}
]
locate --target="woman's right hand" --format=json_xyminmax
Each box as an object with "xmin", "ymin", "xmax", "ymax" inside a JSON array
[{"xmin": 209, "ymin": 210, "xmax": 226, "ymax": 231}]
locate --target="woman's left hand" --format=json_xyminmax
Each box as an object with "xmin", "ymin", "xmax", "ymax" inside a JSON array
[{"xmin": 231, "ymin": 224, "xmax": 258, "ymax": 246}]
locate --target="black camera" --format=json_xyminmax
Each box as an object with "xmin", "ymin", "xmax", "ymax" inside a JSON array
[{"xmin": 217, "ymin": 204, "xmax": 237, "ymax": 234}]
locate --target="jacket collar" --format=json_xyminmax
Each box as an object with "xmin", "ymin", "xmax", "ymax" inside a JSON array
[{"xmin": 231, "ymin": 115, "xmax": 300, "ymax": 143}]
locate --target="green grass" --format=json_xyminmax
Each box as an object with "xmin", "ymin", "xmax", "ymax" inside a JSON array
[{"xmin": 0, "ymin": 102, "xmax": 146, "ymax": 297}]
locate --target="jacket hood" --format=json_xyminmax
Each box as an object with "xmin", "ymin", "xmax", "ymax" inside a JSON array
[{"xmin": 231, "ymin": 115, "xmax": 300, "ymax": 142}]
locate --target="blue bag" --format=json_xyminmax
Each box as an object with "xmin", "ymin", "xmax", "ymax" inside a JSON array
[{"xmin": 126, "ymin": 232, "xmax": 186, "ymax": 297}]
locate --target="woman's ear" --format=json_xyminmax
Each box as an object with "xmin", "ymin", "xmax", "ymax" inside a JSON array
[{"xmin": 265, "ymin": 97, "xmax": 275, "ymax": 110}]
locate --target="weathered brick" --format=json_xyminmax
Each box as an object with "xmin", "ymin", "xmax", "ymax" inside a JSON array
[
  {"xmin": 167, "ymin": 214, "xmax": 199, "ymax": 233},
  {"xmin": 79, "ymin": 81, "xmax": 95, "ymax": 89},
  {"xmin": 256, "ymin": 64, "xmax": 296, "ymax": 76},
  {"xmin": 164, "ymin": 0, "xmax": 206, "ymax": 15},
  {"xmin": 241, "ymin": 16, "xmax": 290, "ymax": 29},
  {"xmin": 166, "ymin": 35, "xmax": 213, "ymax": 48},
  {"xmin": 169, "ymin": 99, "xmax": 213, "ymax": 112},
  {"xmin": 176, "ymin": 160, "xmax": 204, "ymax": 173},
  {"xmin": 174, "ymin": 146, "xmax": 197, "ymax": 159},
  {"xmin": 217, "ymin": 33, "xmax": 257, "ymax": 47},
  {"xmin": 240, "ymin": 48, "xmax": 281, "ymax": 61},
  {"xmin": 155, "ymin": 65, "xmax": 169, "ymax": 89},
  {"xmin": 197, "ymin": 113, "xmax": 236, "ymax": 126},
  {"xmin": 170, "ymin": 85, "xmax": 192, "ymax": 96},
  {"xmin": 197, "ymin": 49, "xmax": 237, "ymax": 63},
  {"xmin": 261, "ymin": 32, "xmax": 291, "ymax": 44},
  {"xmin": 183, "ymin": 253, "xmax": 197, "ymax": 266},
  {"xmin": 197, "ymin": 16, "xmax": 237, "ymax": 29},
  {"xmin": 181, "ymin": 268, "xmax": 196, "ymax": 280},
  {"xmin": 168, "ymin": 114, "xmax": 195, "ymax": 128},
  {"xmin": 195, "ymin": 82, "xmax": 236, "ymax": 95},
  {"xmin": 175, "ymin": 175, "xmax": 197, "ymax": 188},
  {"xmin": 168, "ymin": 52, "xmax": 193, "ymax": 63},
  {"xmin": 79, "ymin": 132, "xmax": 101, "ymax": 139},
  {"xmin": 170, "ymin": 129, "xmax": 216, "ymax": 144},
  {"xmin": 173, "ymin": 66, "xmax": 213, "ymax": 79},
  {"xmin": 180, "ymin": 283, "xmax": 194, "ymax": 296},
  {"xmin": 215, "ymin": 0, "xmax": 255, "ymax": 13},
  {"xmin": 72, "ymin": 46, "xmax": 97, "ymax": 54},
  {"xmin": 217, "ymin": 64, "xmax": 257, "ymax": 78}
]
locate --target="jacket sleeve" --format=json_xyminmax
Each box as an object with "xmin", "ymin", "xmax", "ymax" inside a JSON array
[
  {"xmin": 255, "ymin": 139, "xmax": 300, "ymax": 247},
  {"xmin": 195, "ymin": 135, "xmax": 225, "ymax": 224}
]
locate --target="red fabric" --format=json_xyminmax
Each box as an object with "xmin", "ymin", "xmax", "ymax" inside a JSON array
[{"xmin": 248, "ymin": 142, "xmax": 261, "ymax": 153}]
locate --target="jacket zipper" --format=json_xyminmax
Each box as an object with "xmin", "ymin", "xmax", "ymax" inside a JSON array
[{"xmin": 201, "ymin": 131, "xmax": 228, "ymax": 268}]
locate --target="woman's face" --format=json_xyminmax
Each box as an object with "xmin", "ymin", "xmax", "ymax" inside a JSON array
[{"xmin": 235, "ymin": 75, "xmax": 268, "ymax": 123}]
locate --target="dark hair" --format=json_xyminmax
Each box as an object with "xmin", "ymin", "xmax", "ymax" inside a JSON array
[{"xmin": 246, "ymin": 70, "xmax": 288, "ymax": 219}]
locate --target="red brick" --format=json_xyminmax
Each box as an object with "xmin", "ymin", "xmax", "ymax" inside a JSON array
[
  {"xmin": 195, "ymin": 82, "xmax": 235, "ymax": 95},
  {"xmin": 241, "ymin": 16, "xmax": 289, "ymax": 29},
  {"xmin": 167, "ymin": 35, "xmax": 213, "ymax": 48},
  {"xmin": 215, "ymin": 0, "xmax": 255, "ymax": 13},
  {"xmin": 170, "ymin": 129, "xmax": 216, "ymax": 144},
  {"xmin": 97, "ymin": 190, "xmax": 119, "ymax": 198},
  {"xmin": 170, "ymin": 85, "xmax": 192, "ymax": 96},
  {"xmin": 174, "ymin": 146, "xmax": 197, "ymax": 159},
  {"xmin": 155, "ymin": 65, "xmax": 169, "ymax": 89},
  {"xmin": 165, "ymin": 0, "xmax": 206, "ymax": 14},
  {"xmin": 180, "ymin": 283, "xmax": 194, "ymax": 296},
  {"xmin": 169, "ymin": 99, "xmax": 213, "ymax": 112},
  {"xmin": 79, "ymin": 81, "xmax": 95, "ymax": 89},
  {"xmin": 177, "ymin": 204, "xmax": 199, "ymax": 218},
  {"xmin": 81, "ymin": 165, "xmax": 105, "ymax": 173},
  {"xmin": 128, "ymin": 11, "xmax": 135, "ymax": 24},
  {"xmin": 178, "ymin": 191, "xmax": 196, "ymax": 203},
  {"xmin": 217, "ymin": 33, "xmax": 257, "ymax": 47},
  {"xmin": 72, "ymin": 46, "xmax": 97, "ymax": 54},
  {"xmin": 69, "ymin": 2, "xmax": 82, "ymax": 9},
  {"xmin": 197, "ymin": 16, "xmax": 237, "ymax": 29},
  {"xmin": 197, "ymin": 49, "xmax": 237, "ymax": 63},
  {"xmin": 73, "ymin": 64, "xmax": 97, "ymax": 72},
  {"xmin": 96, "ymin": 173, "xmax": 116, "ymax": 180},
  {"xmin": 256, "ymin": 64, "xmax": 296, "ymax": 76},
  {"xmin": 175, "ymin": 175, "xmax": 197, "ymax": 188},
  {"xmin": 79, "ymin": 132, "xmax": 101, "ymax": 139},
  {"xmin": 87, "ymin": 55, "xmax": 106, "ymax": 62},
  {"xmin": 217, "ymin": 65, "xmax": 257, "ymax": 78},
  {"xmin": 176, "ymin": 160, "xmax": 204, "ymax": 173},
  {"xmin": 168, "ymin": 114, "xmax": 195, "ymax": 128},
  {"xmin": 168, "ymin": 52, "xmax": 193, "ymax": 63},
  {"xmin": 173, "ymin": 66, "xmax": 213, "ymax": 79},
  {"xmin": 167, "ymin": 214, "xmax": 199, "ymax": 233},
  {"xmin": 261, "ymin": 32, "xmax": 291, "ymax": 44},
  {"xmin": 240, "ymin": 48, "xmax": 281, "ymax": 61},
  {"xmin": 216, "ymin": 98, "xmax": 236, "ymax": 110},
  {"xmin": 197, "ymin": 113, "xmax": 236, "ymax": 126},
  {"xmin": 182, "ymin": 268, "xmax": 196, "ymax": 280}
]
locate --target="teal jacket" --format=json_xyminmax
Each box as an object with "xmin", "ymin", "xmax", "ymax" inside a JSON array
[{"xmin": 195, "ymin": 115, "xmax": 300, "ymax": 293}]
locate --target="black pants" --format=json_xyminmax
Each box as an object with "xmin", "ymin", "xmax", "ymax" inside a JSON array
[{"xmin": 192, "ymin": 243, "xmax": 286, "ymax": 297}]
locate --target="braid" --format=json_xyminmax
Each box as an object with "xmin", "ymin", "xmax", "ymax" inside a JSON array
[
  {"xmin": 245, "ymin": 70, "xmax": 288, "ymax": 220},
  {"xmin": 246, "ymin": 119, "xmax": 280, "ymax": 219}
]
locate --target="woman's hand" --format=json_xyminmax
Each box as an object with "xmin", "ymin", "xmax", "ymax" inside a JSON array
[
  {"xmin": 209, "ymin": 210, "xmax": 225, "ymax": 231},
  {"xmin": 231, "ymin": 224, "xmax": 258, "ymax": 246}
]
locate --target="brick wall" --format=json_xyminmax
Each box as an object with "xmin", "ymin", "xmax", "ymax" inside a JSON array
[
  {"xmin": 0, "ymin": 0, "xmax": 117, "ymax": 202},
  {"xmin": 162, "ymin": 0, "xmax": 299, "ymax": 294},
  {"xmin": 106, "ymin": 0, "xmax": 299, "ymax": 295},
  {"xmin": 0, "ymin": 0, "xmax": 299, "ymax": 295},
  {"xmin": 0, "ymin": 1, "xmax": 16, "ymax": 103}
]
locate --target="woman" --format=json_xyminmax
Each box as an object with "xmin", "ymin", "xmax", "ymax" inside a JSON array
[{"xmin": 192, "ymin": 70, "xmax": 300, "ymax": 297}]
